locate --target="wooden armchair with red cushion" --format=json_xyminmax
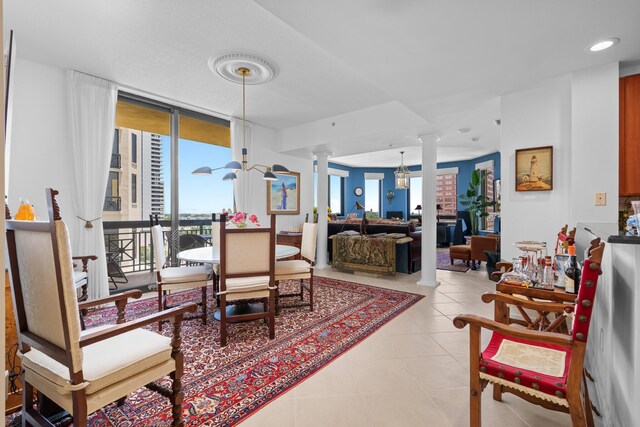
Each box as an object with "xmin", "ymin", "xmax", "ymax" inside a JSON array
[{"xmin": 454, "ymin": 242, "xmax": 605, "ymax": 426}]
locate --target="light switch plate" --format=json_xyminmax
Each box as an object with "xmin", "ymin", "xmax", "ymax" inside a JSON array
[{"xmin": 595, "ymin": 192, "xmax": 606, "ymax": 206}]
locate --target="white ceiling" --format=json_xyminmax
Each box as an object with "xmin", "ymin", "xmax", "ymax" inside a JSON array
[{"xmin": 6, "ymin": 0, "xmax": 640, "ymax": 165}]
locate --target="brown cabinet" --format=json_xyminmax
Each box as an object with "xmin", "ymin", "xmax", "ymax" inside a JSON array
[{"xmin": 620, "ymin": 74, "xmax": 640, "ymax": 196}]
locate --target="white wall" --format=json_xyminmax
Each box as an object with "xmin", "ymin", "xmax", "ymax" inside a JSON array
[
  {"xmin": 570, "ymin": 63, "xmax": 619, "ymax": 225},
  {"xmin": 500, "ymin": 63, "xmax": 619, "ymax": 259},
  {"xmin": 500, "ymin": 76, "xmax": 572, "ymax": 259},
  {"xmin": 235, "ymin": 122, "xmax": 314, "ymax": 232},
  {"xmin": 8, "ymin": 58, "xmax": 77, "ymax": 238}
]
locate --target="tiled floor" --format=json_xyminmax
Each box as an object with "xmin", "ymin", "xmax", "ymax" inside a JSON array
[{"xmin": 238, "ymin": 265, "xmax": 571, "ymax": 427}]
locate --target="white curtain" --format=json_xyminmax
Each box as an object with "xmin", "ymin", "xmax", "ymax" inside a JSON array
[
  {"xmin": 231, "ymin": 117, "xmax": 254, "ymax": 213},
  {"xmin": 66, "ymin": 70, "xmax": 117, "ymax": 301}
]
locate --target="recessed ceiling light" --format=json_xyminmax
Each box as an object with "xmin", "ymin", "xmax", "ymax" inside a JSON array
[
  {"xmin": 587, "ymin": 38, "xmax": 620, "ymax": 52},
  {"xmin": 457, "ymin": 128, "xmax": 470, "ymax": 134},
  {"xmin": 471, "ymin": 137, "xmax": 480, "ymax": 142}
]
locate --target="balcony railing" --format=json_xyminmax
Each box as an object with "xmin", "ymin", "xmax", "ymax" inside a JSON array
[
  {"xmin": 110, "ymin": 153, "xmax": 121, "ymax": 169},
  {"xmin": 104, "ymin": 196, "xmax": 121, "ymax": 211},
  {"xmin": 103, "ymin": 219, "xmax": 212, "ymax": 274}
]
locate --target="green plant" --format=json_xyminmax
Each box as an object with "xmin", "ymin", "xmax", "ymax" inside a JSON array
[
  {"xmin": 459, "ymin": 169, "xmax": 496, "ymax": 235},
  {"xmin": 365, "ymin": 212, "xmax": 380, "ymax": 219}
]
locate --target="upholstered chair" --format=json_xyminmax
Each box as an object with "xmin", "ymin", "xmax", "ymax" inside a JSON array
[
  {"xmin": 150, "ymin": 214, "xmax": 210, "ymax": 330},
  {"xmin": 275, "ymin": 222, "xmax": 317, "ymax": 312},
  {"xmin": 218, "ymin": 213, "xmax": 276, "ymax": 347},
  {"xmin": 71, "ymin": 254, "xmax": 97, "ymax": 301},
  {"xmin": 6, "ymin": 189, "xmax": 196, "ymax": 427},
  {"xmin": 454, "ymin": 242, "xmax": 605, "ymax": 427}
]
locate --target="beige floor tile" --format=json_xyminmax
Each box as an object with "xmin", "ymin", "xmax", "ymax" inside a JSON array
[
  {"xmin": 433, "ymin": 302, "xmax": 469, "ymax": 316},
  {"xmin": 294, "ymin": 356, "xmax": 359, "ymax": 398},
  {"xmin": 403, "ymin": 355, "xmax": 468, "ymax": 389},
  {"xmin": 431, "ymin": 331, "xmax": 470, "ymax": 354},
  {"xmin": 411, "ymin": 314, "xmax": 459, "ymax": 333},
  {"xmin": 425, "ymin": 387, "xmax": 529, "ymax": 427},
  {"xmin": 295, "ymin": 395, "xmax": 373, "ymax": 427},
  {"xmin": 363, "ymin": 386, "xmax": 451, "ymax": 427},
  {"xmin": 506, "ymin": 393, "xmax": 572, "ymax": 426},
  {"xmin": 376, "ymin": 314, "xmax": 424, "ymax": 335},
  {"xmin": 237, "ymin": 397, "xmax": 296, "ymax": 427},
  {"xmin": 348, "ymin": 358, "xmax": 422, "ymax": 393},
  {"xmin": 387, "ymin": 333, "xmax": 448, "ymax": 358},
  {"xmin": 345, "ymin": 333, "xmax": 398, "ymax": 361}
]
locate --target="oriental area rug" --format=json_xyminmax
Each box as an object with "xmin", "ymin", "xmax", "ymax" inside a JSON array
[{"xmin": 17, "ymin": 277, "xmax": 423, "ymax": 426}]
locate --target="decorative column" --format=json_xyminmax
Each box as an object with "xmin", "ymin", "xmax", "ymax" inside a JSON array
[
  {"xmin": 417, "ymin": 134, "xmax": 440, "ymax": 287},
  {"xmin": 315, "ymin": 152, "xmax": 331, "ymax": 269}
]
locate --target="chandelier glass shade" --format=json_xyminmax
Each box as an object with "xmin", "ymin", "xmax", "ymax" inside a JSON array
[
  {"xmin": 192, "ymin": 65, "xmax": 288, "ymax": 181},
  {"xmin": 394, "ymin": 151, "xmax": 410, "ymax": 190}
]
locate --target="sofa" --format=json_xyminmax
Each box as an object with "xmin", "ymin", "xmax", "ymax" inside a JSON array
[{"xmin": 328, "ymin": 219, "xmax": 421, "ymax": 273}]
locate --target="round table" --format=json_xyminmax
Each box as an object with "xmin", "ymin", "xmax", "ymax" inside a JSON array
[{"xmin": 177, "ymin": 245, "xmax": 300, "ymax": 321}]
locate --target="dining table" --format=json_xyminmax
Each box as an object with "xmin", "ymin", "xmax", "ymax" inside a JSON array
[{"xmin": 177, "ymin": 244, "xmax": 300, "ymax": 321}]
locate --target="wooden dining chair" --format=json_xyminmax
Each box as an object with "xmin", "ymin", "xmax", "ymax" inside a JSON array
[
  {"xmin": 275, "ymin": 222, "xmax": 317, "ymax": 313},
  {"xmin": 6, "ymin": 189, "xmax": 196, "ymax": 427},
  {"xmin": 555, "ymin": 224, "xmax": 577, "ymax": 254},
  {"xmin": 218, "ymin": 213, "xmax": 277, "ymax": 347},
  {"xmin": 150, "ymin": 214, "xmax": 210, "ymax": 330},
  {"xmin": 454, "ymin": 242, "xmax": 605, "ymax": 427}
]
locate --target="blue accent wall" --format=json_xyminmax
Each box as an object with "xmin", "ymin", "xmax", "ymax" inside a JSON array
[{"xmin": 329, "ymin": 151, "xmax": 500, "ymax": 218}]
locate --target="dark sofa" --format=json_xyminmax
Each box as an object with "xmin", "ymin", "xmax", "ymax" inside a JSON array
[{"xmin": 328, "ymin": 220, "xmax": 422, "ymax": 273}]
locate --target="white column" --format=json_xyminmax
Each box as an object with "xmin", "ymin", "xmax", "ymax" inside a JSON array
[
  {"xmin": 417, "ymin": 134, "xmax": 440, "ymax": 287},
  {"xmin": 315, "ymin": 152, "xmax": 331, "ymax": 269}
]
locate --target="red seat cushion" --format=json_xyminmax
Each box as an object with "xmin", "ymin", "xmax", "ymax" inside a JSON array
[{"xmin": 480, "ymin": 332, "xmax": 572, "ymax": 399}]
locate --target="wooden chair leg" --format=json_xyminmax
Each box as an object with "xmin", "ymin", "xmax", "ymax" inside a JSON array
[
  {"xmin": 492, "ymin": 384, "xmax": 503, "ymax": 401},
  {"xmin": 583, "ymin": 372, "xmax": 595, "ymax": 427},
  {"xmin": 22, "ymin": 378, "xmax": 35, "ymax": 427},
  {"xmin": 116, "ymin": 396, "xmax": 126, "ymax": 407},
  {"xmin": 309, "ymin": 272, "xmax": 314, "ymax": 312},
  {"xmin": 568, "ymin": 392, "xmax": 587, "ymax": 427},
  {"xmin": 201, "ymin": 286, "xmax": 207, "ymax": 325},
  {"xmin": 275, "ymin": 281, "xmax": 281, "ymax": 315},
  {"xmin": 451, "ymin": 258, "xmax": 454, "ymax": 265},
  {"xmin": 300, "ymin": 279, "xmax": 304, "ymax": 300},
  {"xmin": 220, "ymin": 295, "xmax": 227, "ymax": 347},
  {"xmin": 72, "ymin": 389, "xmax": 88, "ymax": 427},
  {"xmin": 170, "ymin": 319, "xmax": 185, "ymax": 427},
  {"xmin": 268, "ymin": 290, "xmax": 275, "ymax": 340},
  {"xmin": 469, "ymin": 324, "xmax": 482, "ymax": 427},
  {"xmin": 158, "ymin": 287, "xmax": 164, "ymax": 331}
]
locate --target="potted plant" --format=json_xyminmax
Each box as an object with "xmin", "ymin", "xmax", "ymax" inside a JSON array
[{"xmin": 458, "ymin": 169, "xmax": 496, "ymax": 235}]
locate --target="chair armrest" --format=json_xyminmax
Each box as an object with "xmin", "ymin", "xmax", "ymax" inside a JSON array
[
  {"xmin": 481, "ymin": 292, "xmax": 573, "ymax": 313},
  {"xmin": 78, "ymin": 290, "xmax": 143, "ymax": 310},
  {"xmin": 80, "ymin": 302, "xmax": 197, "ymax": 347},
  {"xmin": 72, "ymin": 255, "xmax": 98, "ymax": 272},
  {"xmin": 453, "ymin": 313, "xmax": 573, "ymax": 347}
]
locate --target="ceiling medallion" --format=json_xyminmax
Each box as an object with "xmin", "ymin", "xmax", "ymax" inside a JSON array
[{"xmin": 208, "ymin": 51, "xmax": 278, "ymax": 85}]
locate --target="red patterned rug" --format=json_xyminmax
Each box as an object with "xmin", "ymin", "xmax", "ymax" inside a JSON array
[{"xmin": 14, "ymin": 277, "xmax": 423, "ymax": 426}]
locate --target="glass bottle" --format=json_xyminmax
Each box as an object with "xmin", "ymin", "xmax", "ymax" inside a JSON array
[
  {"xmin": 541, "ymin": 256, "xmax": 554, "ymax": 289},
  {"xmin": 564, "ymin": 246, "xmax": 581, "ymax": 294}
]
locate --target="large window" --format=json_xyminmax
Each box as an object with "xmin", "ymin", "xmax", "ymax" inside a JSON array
[
  {"xmin": 365, "ymin": 178, "xmax": 381, "ymax": 216},
  {"xmin": 409, "ymin": 176, "xmax": 422, "ymax": 215},
  {"xmin": 131, "ymin": 174, "xmax": 137, "ymax": 204},
  {"xmin": 329, "ymin": 174, "xmax": 343, "ymax": 215},
  {"xmin": 131, "ymin": 133, "xmax": 137, "ymax": 164},
  {"xmin": 436, "ymin": 174, "xmax": 457, "ymax": 215}
]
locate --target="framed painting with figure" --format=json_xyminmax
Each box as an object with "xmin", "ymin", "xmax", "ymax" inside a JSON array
[
  {"xmin": 515, "ymin": 146, "xmax": 553, "ymax": 191},
  {"xmin": 267, "ymin": 171, "xmax": 300, "ymax": 214}
]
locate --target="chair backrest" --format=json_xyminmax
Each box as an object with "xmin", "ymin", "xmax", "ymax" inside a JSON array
[
  {"xmin": 555, "ymin": 224, "xmax": 576, "ymax": 254},
  {"xmin": 211, "ymin": 213, "xmax": 221, "ymax": 250},
  {"xmin": 219, "ymin": 213, "xmax": 276, "ymax": 287},
  {"xmin": 301, "ymin": 222, "xmax": 318, "ymax": 263},
  {"xmin": 150, "ymin": 224, "xmax": 167, "ymax": 269},
  {"xmin": 5, "ymin": 189, "xmax": 83, "ymax": 376},
  {"xmin": 571, "ymin": 242, "xmax": 605, "ymax": 343}
]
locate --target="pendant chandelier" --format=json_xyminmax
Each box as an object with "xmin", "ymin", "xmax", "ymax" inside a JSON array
[
  {"xmin": 193, "ymin": 54, "xmax": 288, "ymax": 181},
  {"xmin": 394, "ymin": 151, "xmax": 410, "ymax": 190}
]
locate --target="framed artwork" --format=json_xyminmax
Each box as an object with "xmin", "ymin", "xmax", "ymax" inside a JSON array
[
  {"xmin": 267, "ymin": 171, "xmax": 300, "ymax": 214},
  {"xmin": 515, "ymin": 146, "xmax": 553, "ymax": 191}
]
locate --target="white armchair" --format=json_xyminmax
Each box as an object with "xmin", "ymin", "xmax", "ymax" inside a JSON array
[{"xmin": 6, "ymin": 189, "xmax": 196, "ymax": 427}]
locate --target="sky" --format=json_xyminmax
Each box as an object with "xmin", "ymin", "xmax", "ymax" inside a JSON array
[{"xmin": 161, "ymin": 135, "xmax": 234, "ymax": 215}]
